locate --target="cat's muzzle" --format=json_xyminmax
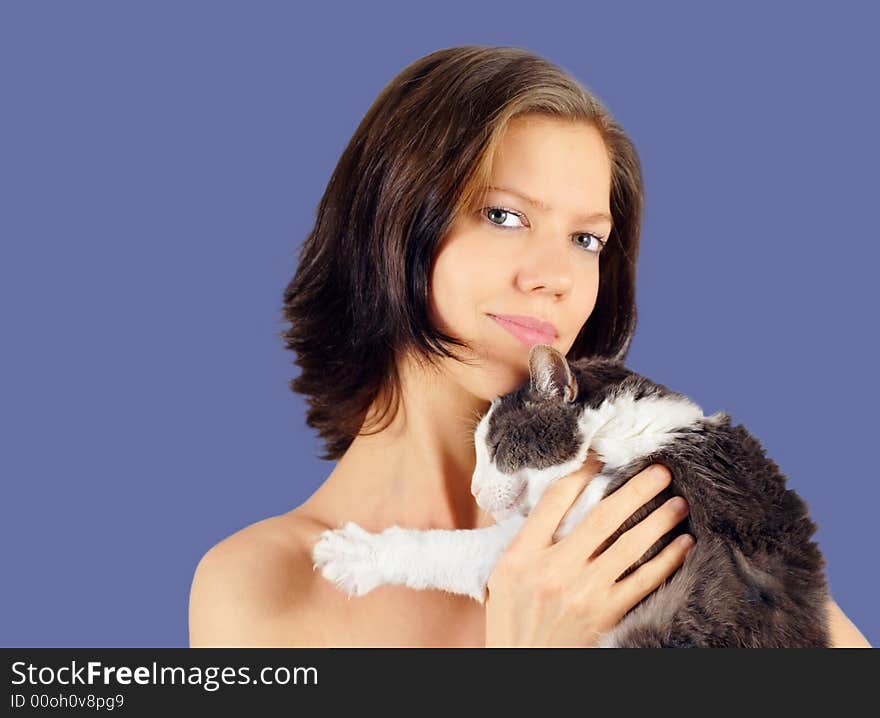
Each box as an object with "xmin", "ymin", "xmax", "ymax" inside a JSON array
[{"xmin": 473, "ymin": 475, "xmax": 527, "ymax": 514}]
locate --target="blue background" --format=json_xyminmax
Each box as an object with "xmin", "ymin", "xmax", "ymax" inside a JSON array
[{"xmin": 1, "ymin": 1, "xmax": 877, "ymax": 647}]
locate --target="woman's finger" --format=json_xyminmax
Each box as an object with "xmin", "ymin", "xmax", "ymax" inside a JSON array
[
  {"xmin": 504, "ymin": 461, "xmax": 596, "ymax": 554},
  {"xmin": 593, "ymin": 495, "xmax": 689, "ymax": 583},
  {"xmin": 557, "ymin": 464, "xmax": 673, "ymax": 563},
  {"xmin": 611, "ymin": 532, "xmax": 695, "ymax": 609}
]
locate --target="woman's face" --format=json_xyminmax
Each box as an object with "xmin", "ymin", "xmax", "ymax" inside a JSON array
[{"xmin": 428, "ymin": 114, "xmax": 613, "ymax": 401}]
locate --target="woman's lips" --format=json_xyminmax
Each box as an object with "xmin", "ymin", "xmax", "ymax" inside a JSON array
[{"xmin": 490, "ymin": 314, "xmax": 557, "ymax": 346}]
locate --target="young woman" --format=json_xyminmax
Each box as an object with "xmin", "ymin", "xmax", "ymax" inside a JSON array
[{"xmin": 189, "ymin": 45, "xmax": 870, "ymax": 648}]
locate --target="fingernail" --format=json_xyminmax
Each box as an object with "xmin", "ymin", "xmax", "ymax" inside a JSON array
[
  {"xmin": 677, "ymin": 534, "xmax": 695, "ymax": 549},
  {"xmin": 670, "ymin": 496, "xmax": 688, "ymax": 514},
  {"xmin": 650, "ymin": 466, "xmax": 669, "ymax": 484}
]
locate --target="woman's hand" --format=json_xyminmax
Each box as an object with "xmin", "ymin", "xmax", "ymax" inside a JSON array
[{"xmin": 484, "ymin": 461, "xmax": 694, "ymax": 647}]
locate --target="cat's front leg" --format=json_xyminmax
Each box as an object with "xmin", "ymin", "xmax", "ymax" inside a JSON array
[{"xmin": 312, "ymin": 516, "xmax": 525, "ymax": 603}]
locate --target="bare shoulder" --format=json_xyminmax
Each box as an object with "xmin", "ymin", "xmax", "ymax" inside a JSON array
[
  {"xmin": 826, "ymin": 596, "xmax": 872, "ymax": 648},
  {"xmin": 188, "ymin": 509, "xmax": 332, "ymax": 647}
]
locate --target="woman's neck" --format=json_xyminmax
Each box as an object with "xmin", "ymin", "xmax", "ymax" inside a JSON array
[{"xmin": 303, "ymin": 354, "xmax": 496, "ymax": 532}]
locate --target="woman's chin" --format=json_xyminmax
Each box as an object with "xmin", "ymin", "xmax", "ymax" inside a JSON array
[{"xmin": 479, "ymin": 360, "xmax": 531, "ymax": 396}]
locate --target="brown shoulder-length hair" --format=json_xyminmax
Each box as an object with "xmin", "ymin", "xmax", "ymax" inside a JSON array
[{"xmin": 280, "ymin": 45, "xmax": 644, "ymax": 461}]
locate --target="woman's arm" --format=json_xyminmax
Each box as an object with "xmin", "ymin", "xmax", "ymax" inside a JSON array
[{"xmin": 826, "ymin": 597, "xmax": 872, "ymax": 648}]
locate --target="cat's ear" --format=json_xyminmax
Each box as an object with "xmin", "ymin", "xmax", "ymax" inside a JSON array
[{"xmin": 528, "ymin": 344, "xmax": 578, "ymax": 403}]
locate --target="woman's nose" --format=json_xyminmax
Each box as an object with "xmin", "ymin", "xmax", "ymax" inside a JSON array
[{"xmin": 515, "ymin": 237, "xmax": 575, "ymax": 297}]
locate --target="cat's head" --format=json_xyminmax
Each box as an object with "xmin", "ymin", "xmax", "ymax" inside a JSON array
[{"xmin": 471, "ymin": 344, "xmax": 626, "ymax": 520}]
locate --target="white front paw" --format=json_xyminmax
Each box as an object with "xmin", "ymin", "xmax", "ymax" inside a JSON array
[{"xmin": 311, "ymin": 521, "xmax": 386, "ymax": 597}]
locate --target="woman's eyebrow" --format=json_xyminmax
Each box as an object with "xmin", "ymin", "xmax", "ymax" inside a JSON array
[{"xmin": 485, "ymin": 185, "xmax": 613, "ymax": 226}]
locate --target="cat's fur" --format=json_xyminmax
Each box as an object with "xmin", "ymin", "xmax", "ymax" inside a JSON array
[{"xmin": 312, "ymin": 344, "xmax": 830, "ymax": 647}]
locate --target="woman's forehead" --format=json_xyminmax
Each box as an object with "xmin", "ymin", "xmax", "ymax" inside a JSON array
[{"xmin": 487, "ymin": 121, "xmax": 612, "ymax": 209}]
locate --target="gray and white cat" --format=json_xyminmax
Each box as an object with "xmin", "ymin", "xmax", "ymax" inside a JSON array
[{"xmin": 311, "ymin": 344, "xmax": 830, "ymax": 647}]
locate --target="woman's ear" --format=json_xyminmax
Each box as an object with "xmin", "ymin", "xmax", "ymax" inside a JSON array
[{"xmin": 528, "ymin": 344, "xmax": 578, "ymax": 402}]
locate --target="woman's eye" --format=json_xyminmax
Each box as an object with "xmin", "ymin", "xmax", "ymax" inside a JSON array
[
  {"xmin": 482, "ymin": 206, "xmax": 526, "ymax": 228},
  {"xmin": 574, "ymin": 233, "xmax": 606, "ymax": 254},
  {"xmin": 482, "ymin": 205, "xmax": 606, "ymax": 254}
]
